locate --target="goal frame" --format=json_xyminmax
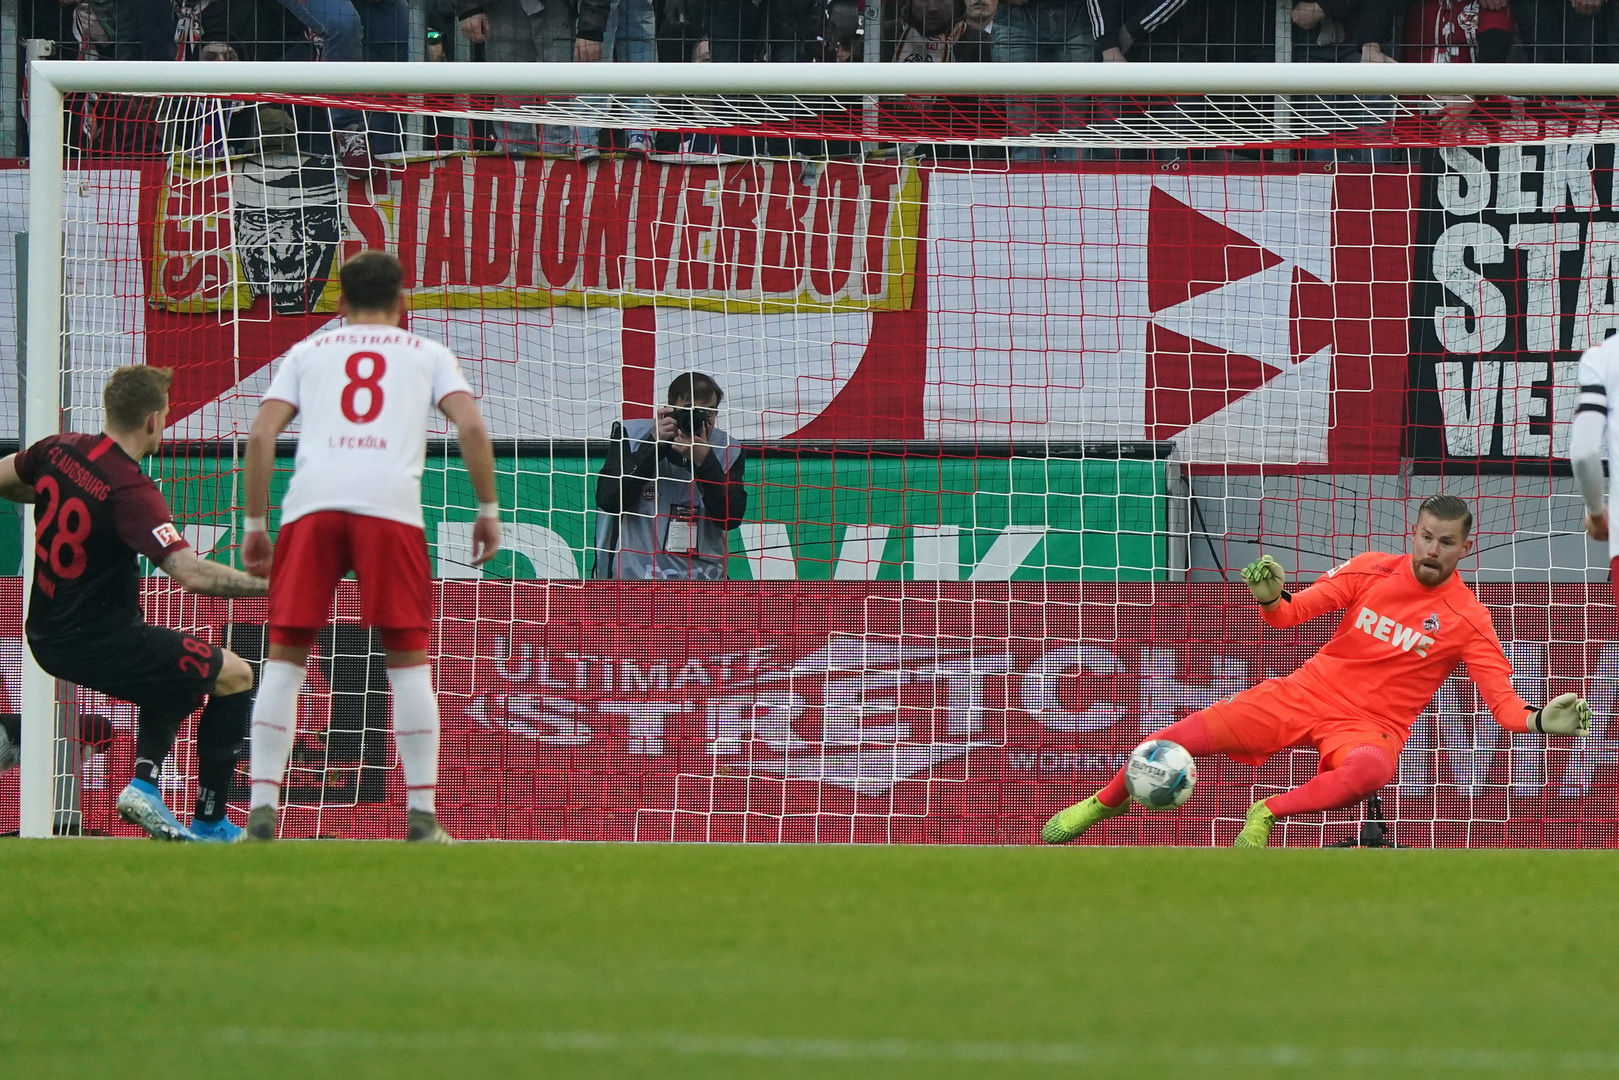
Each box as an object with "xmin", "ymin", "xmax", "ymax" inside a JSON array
[{"xmin": 20, "ymin": 58, "xmax": 1619, "ymax": 837}]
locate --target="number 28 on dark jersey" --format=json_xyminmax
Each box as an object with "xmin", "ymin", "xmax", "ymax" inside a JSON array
[{"xmin": 15, "ymin": 433, "xmax": 189, "ymax": 640}]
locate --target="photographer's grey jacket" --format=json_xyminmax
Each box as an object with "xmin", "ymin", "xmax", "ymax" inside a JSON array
[{"xmin": 592, "ymin": 418, "xmax": 747, "ymax": 580}]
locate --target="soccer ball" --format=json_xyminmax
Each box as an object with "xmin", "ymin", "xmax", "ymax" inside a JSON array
[{"xmin": 1124, "ymin": 740, "xmax": 1197, "ymax": 810}]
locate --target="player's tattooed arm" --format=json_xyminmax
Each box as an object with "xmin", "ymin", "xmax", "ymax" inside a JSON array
[
  {"xmin": 159, "ymin": 548, "xmax": 269, "ymax": 597},
  {"xmin": 0, "ymin": 455, "xmax": 34, "ymax": 503}
]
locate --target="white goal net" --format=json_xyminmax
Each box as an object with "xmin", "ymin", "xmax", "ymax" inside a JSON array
[{"xmin": 7, "ymin": 61, "xmax": 1617, "ymax": 846}]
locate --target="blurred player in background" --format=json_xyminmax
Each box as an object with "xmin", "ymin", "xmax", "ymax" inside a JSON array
[
  {"xmin": 1043, "ymin": 495, "xmax": 1592, "ymax": 848},
  {"xmin": 241, "ymin": 250, "xmax": 500, "ymax": 844},
  {"xmin": 1570, "ymin": 341, "xmax": 1615, "ymax": 553},
  {"xmin": 0, "ymin": 366, "xmax": 268, "ymax": 841}
]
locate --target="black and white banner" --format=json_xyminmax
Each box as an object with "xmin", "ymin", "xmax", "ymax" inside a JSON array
[{"xmin": 1409, "ymin": 144, "xmax": 1619, "ymax": 464}]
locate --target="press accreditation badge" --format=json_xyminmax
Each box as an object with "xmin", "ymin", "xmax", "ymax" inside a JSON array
[{"xmin": 663, "ymin": 505, "xmax": 699, "ymax": 555}]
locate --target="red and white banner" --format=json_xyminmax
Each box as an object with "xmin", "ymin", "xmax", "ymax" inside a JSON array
[
  {"xmin": 0, "ymin": 159, "xmax": 1413, "ymax": 466},
  {"xmin": 923, "ymin": 168, "xmax": 1412, "ymax": 468},
  {"xmin": 4, "ymin": 580, "xmax": 1614, "ymax": 846}
]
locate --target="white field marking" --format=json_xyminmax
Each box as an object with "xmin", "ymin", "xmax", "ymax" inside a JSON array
[{"xmin": 203, "ymin": 1029, "xmax": 1619, "ymax": 1072}]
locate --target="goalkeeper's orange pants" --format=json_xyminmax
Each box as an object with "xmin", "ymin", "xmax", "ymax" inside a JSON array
[
  {"xmin": 1096, "ymin": 676, "xmax": 1403, "ymax": 812},
  {"xmin": 1198, "ymin": 675, "xmax": 1408, "ymax": 772}
]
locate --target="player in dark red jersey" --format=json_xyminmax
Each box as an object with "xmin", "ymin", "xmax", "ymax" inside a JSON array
[{"xmin": 0, "ymin": 366, "xmax": 268, "ymax": 841}]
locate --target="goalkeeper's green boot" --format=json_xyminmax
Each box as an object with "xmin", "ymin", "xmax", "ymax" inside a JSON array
[
  {"xmin": 1232, "ymin": 801, "xmax": 1277, "ymax": 848},
  {"xmin": 1041, "ymin": 795, "xmax": 1129, "ymax": 844}
]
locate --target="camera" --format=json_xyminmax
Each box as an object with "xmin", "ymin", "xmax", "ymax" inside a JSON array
[{"xmin": 673, "ymin": 406, "xmax": 715, "ymax": 436}]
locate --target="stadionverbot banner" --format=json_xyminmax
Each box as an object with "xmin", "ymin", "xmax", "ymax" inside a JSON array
[
  {"xmin": 2, "ymin": 581, "xmax": 1614, "ymax": 847},
  {"xmin": 0, "ymin": 159, "xmax": 1412, "ymax": 465}
]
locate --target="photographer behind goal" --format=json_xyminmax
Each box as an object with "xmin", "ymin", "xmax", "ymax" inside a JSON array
[{"xmin": 592, "ymin": 373, "xmax": 747, "ymax": 580}]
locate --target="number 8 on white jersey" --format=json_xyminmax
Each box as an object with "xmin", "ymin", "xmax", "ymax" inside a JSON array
[{"xmin": 264, "ymin": 325, "xmax": 474, "ymax": 530}]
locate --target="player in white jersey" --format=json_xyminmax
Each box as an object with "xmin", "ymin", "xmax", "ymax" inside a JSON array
[
  {"xmin": 1571, "ymin": 338, "xmax": 1619, "ymax": 562},
  {"xmin": 239, "ymin": 250, "xmax": 501, "ymax": 843}
]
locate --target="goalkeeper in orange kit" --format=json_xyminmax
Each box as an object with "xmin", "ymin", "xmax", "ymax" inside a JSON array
[{"xmin": 1042, "ymin": 494, "xmax": 1594, "ymax": 848}]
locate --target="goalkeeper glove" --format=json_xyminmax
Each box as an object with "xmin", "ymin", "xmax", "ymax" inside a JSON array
[
  {"xmin": 1241, "ymin": 554, "xmax": 1287, "ymax": 606},
  {"xmin": 1529, "ymin": 693, "xmax": 1593, "ymax": 737}
]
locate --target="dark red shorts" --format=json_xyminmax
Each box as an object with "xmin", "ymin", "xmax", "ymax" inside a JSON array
[
  {"xmin": 268, "ymin": 511, "xmax": 431, "ymax": 650},
  {"xmin": 30, "ymin": 622, "xmax": 224, "ymax": 722}
]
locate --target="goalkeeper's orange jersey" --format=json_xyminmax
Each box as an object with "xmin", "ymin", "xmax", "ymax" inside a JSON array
[{"xmin": 1260, "ymin": 551, "xmax": 1534, "ymax": 736}]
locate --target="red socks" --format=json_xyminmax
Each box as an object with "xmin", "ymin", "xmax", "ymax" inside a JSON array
[
  {"xmin": 1097, "ymin": 713, "xmax": 1215, "ymax": 808},
  {"xmin": 1265, "ymin": 746, "xmax": 1396, "ymax": 817}
]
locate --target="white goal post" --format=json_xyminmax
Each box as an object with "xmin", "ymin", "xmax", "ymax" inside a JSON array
[{"xmin": 19, "ymin": 58, "xmax": 1619, "ymax": 840}]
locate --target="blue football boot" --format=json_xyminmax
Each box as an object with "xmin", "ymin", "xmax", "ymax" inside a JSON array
[
  {"xmin": 188, "ymin": 816, "xmax": 244, "ymax": 843},
  {"xmin": 115, "ymin": 779, "xmax": 197, "ymax": 842}
]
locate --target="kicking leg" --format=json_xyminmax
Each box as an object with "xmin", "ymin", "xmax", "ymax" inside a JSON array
[
  {"xmin": 1233, "ymin": 745, "xmax": 1396, "ymax": 849},
  {"xmin": 95, "ymin": 627, "xmax": 234, "ymax": 841},
  {"xmin": 1041, "ymin": 714, "xmax": 1216, "ymax": 844},
  {"xmin": 116, "ymin": 703, "xmax": 197, "ymax": 841},
  {"xmin": 189, "ymin": 652, "xmax": 256, "ymax": 841}
]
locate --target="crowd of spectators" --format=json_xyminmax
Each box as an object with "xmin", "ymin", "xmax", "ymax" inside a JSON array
[{"xmin": 19, "ymin": 0, "xmax": 1619, "ymax": 161}]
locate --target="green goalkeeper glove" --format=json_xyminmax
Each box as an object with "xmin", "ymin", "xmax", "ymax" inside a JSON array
[
  {"xmin": 1529, "ymin": 693, "xmax": 1593, "ymax": 737},
  {"xmin": 1241, "ymin": 554, "xmax": 1287, "ymax": 606}
]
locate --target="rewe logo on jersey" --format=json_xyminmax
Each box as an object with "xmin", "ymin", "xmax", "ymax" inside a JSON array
[{"xmin": 1354, "ymin": 606, "xmax": 1436, "ymax": 658}]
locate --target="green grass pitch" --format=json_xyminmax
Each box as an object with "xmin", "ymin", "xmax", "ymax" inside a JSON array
[{"xmin": 3, "ymin": 842, "xmax": 1617, "ymax": 1079}]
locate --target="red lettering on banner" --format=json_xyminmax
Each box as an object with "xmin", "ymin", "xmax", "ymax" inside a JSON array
[
  {"xmin": 583, "ymin": 159, "xmax": 632, "ymax": 290},
  {"xmin": 539, "ymin": 161, "xmax": 586, "ymax": 288},
  {"xmin": 760, "ymin": 162, "xmax": 809, "ymax": 294},
  {"xmin": 148, "ymin": 152, "xmax": 914, "ymax": 315},
  {"xmin": 161, "ymin": 210, "xmax": 191, "ymax": 260},
  {"xmin": 634, "ymin": 164, "xmax": 687, "ymax": 292},
  {"xmin": 162, "ymin": 257, "xmax": 206, "ymax": 300},
  {"xmin": 470, "ymin": 155, "xmax": 516, "ymax": 287},
  {"xmin": 714, "ymin": 163, "xmax": 762, "ymax": 293},
  {"xmin": 154, "ymin": 170, "xmax": 237, "ymax": 303},
  {"xmin": 345, "ymin": 179, "xmax": 387, "ymax": 262},
  {"xmin": 677, "ymin": 167, "xmax": 720, "ymax": 291},
  {"xmin": 423, "ymin": 158, "xmax": 469, "ymax": 287},
  {"xmin": 862, "ymin": 167, "xmax": 899, "ymax": 298},
  {"xmin": 165, "ymin": 181, "xmax": 194, "ymax": 253},
  {"xmin": 394, "ymin": 160, "xmax": 435, "ymax": 288},
  {"xmin": 514, "ymin": 158, "xmax": 544, "ymax": 289},
  {"xmin": 808, "ymin": 162, "xmax": 861, "ymax": 298}
]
